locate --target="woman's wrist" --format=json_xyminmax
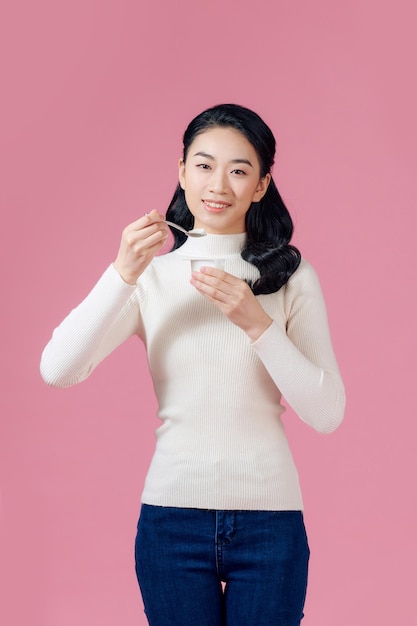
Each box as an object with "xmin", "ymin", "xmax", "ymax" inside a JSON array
[
  {"xmin": 112, "ymin": 262, "xmax": 139, "ymax": 286},
  {"xmin": 245, "ymin": 315, "xmax": 273, "ymax": 342}
]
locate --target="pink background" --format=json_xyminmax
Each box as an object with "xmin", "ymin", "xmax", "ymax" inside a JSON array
[{"xmin": 1, "ymin": 1, "xmax": 416, "ymax": 624}]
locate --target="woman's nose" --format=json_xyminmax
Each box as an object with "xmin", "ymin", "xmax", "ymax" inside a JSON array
[{"xmin": 208, "ymin": 169, "xmax": 228, "ymax": 193}]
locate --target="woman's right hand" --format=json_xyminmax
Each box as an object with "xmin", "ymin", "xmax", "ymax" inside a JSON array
[{"xmin": 113, "ymin": 210, "xmax": 169, "ymax": 284}]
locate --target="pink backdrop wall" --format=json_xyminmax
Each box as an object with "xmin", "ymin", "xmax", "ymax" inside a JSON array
[{"xmin": 1, "ymin": 1, "xmax": 416, "ymax": 624}]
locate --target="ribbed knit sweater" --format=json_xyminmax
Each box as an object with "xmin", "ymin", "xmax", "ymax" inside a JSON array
[{"xmin": 41, "ymin": 233, "xmax": 345, "ymax": 510}]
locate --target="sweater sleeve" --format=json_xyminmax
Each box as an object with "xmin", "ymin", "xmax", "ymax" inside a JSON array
[
  {"xmin": 250, "ymin": 260, "xmax": 346, "ymax": 434},
  {"xmin": 40, "ymin": 264, "xmax": 142, "ymax": 388}
]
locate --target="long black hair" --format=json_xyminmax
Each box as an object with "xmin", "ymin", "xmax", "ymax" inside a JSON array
[{"xmin": 166, "ymin": 104, "xmax": 301, "ymax": 295}]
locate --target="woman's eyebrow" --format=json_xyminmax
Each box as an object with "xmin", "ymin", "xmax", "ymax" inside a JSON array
[{"xmin": 192, "ymin": 151, "xmax": 253, "ymax": 167}]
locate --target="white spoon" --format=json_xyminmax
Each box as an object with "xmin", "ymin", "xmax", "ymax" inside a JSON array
[{"xmin": 165, "ymin": 220, "xmax": 207, "ymax": 238}]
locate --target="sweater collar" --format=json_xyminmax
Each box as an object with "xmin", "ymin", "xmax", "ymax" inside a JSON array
[{"xmin": 177, "ymin": 232, "xmax": 247, "ymax": 258}]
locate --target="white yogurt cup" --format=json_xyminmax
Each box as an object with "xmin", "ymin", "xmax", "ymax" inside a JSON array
[{"xmin": 190, "ymin": 258, "xmax": 225, "ymax": 272}]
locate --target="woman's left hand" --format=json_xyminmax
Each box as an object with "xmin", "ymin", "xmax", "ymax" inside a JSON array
[{"xmin": 190, "ymin": 267, "xmax": 273, "ymax": 341}]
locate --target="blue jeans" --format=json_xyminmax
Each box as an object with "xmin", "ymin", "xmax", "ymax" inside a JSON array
[{"xmin": 135, "ymin": 504, "xmax": 309, "ymax": 626}]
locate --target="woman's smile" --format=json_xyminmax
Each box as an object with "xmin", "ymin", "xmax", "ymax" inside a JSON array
[{"xmin": 202, "ymin": 200, "xmax": 231, "ymax": 213}]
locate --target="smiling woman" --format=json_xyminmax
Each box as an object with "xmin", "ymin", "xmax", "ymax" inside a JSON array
[{"xmin": 40, "ymin": 103, "xmax": 345, "ymax": 626}]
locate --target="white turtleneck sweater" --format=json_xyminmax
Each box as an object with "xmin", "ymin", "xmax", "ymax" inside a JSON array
[{"xmin": 41, "ymin": 233, "xmax": 345, "ymax": 510}]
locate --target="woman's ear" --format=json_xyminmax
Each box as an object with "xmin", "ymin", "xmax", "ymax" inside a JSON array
[
  {"xmin": 178, "ymin": 158, "xmax": 185, "ymax": 190},
  {"xmin": 253, "ymin": 173, "xmax": 271, "ymax": 202}
]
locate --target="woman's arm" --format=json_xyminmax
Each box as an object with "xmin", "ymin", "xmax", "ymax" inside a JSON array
[
  {"xmin": 190, "ymin": 259, "xmax": 345, "ymax": 434},
  {"xmin": 250, "ymin": 260, "xmax": 345, "ymax": 434},
  {"xmin": 41, "ymin": 210, "xmax": 169, "ymax": 388},
  {"xmin": 40, "ymin": 265, "xmax": 140, "ymax": 387}
]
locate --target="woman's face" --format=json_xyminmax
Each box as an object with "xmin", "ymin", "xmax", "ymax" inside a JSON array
[{"xmin": 178, "ymin": 126, "xmax": 270, "ymax": 235}]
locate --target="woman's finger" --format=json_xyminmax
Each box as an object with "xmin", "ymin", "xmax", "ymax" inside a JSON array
[
  {"xmin": 113, "ymin": 211, "xmax": 169, "ymax": 284},
  {"xmin": 190, "ymin": 269, "xmax": 238, "ymax": 298},
  {"xmin": 190, "ymin": 272, "xmax": 246, "ymax": 306}
]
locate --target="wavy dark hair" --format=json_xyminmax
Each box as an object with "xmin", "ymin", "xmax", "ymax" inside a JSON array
[{"xmin": 166, "ymin": 104, "xmax": 301, "ymax": 295}]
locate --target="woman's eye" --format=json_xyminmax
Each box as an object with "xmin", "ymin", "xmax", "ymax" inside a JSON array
[
  {"xmin": 232, "ymin": 169, "xmax": 246, "ymax": 175},
  {"xmin": 197, "ymin": 163, "xmax": 211, "ymax": 170}
]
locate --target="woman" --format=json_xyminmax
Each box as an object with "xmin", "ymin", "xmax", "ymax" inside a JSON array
[{"xmin": 41, "ymin": 104, "xmax": 345, "ymax": 625}]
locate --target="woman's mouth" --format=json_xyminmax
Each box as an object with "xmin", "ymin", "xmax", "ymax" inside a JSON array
[{"xmin": 202, "ymin": 200, "xmax": 231, "ymax": 213}]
